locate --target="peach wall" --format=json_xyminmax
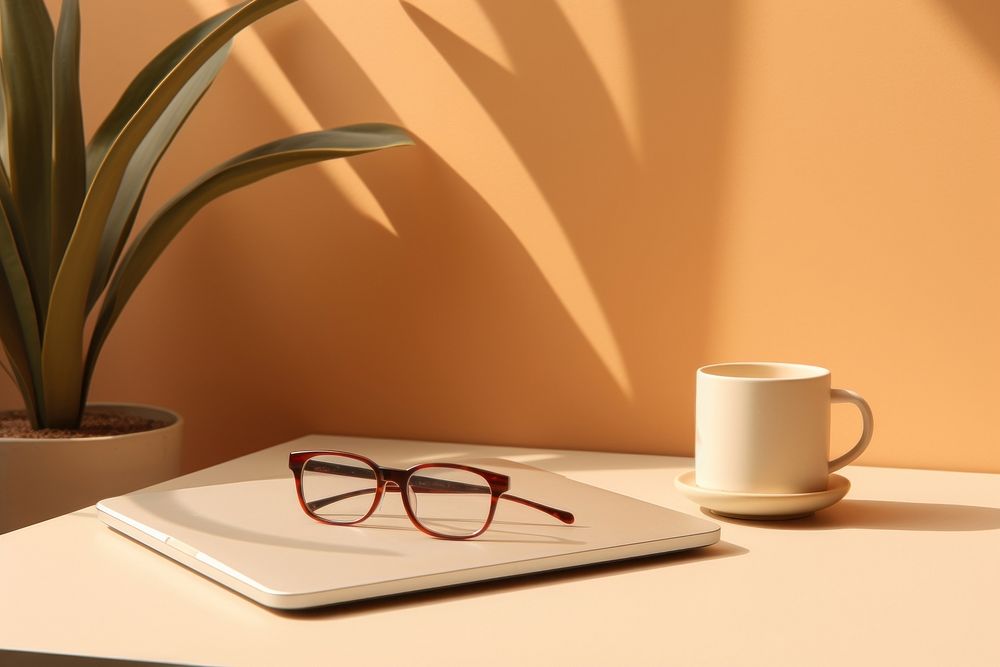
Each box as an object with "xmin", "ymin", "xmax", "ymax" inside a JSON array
[{"xmin": 14, "ymin": 0, "xmax": 999, "ymax": 473}]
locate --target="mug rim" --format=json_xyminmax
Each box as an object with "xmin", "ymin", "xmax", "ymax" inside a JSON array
[{"xmin": 697, "ymin": 361, "xmax": 830, "ymax": 381}]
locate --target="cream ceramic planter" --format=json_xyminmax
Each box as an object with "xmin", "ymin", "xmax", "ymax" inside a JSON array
[{"xmin": 0, "ymin": 403, "xmax": 182, "ymax": 533}]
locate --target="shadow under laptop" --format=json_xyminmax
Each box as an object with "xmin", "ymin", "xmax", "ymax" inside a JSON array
[
  {"xmin": 0, "ymin": 650, "xmax": 186, "ymax": 667},
  {"xmin": 703, "ymin": 499, "xmax": 1000, "ymax": 532},
  {"xmin": 269, "ymin": 539, "xmax": 748, "ymax": 619}
]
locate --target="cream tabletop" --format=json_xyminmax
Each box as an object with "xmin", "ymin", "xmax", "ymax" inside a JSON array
[{"xmin": 2, "ymin": 435, "xmax": 999, "ymax": 666}]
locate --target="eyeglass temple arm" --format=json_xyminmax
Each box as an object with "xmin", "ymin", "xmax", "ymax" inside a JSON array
[
  {"xmin": 304, "ymin": 487, "xmax": 376, "ymax": 513},
  {"xmin": 400, "ymin": 474, "xmax": 573, "ymax": 523},
  {"xmin": 499, "ymin": 492, "xmax": 575, "ymax": 524},
  {"xmin": 302, "ymin": 467, "xmax": 574, "ymax": 524}
]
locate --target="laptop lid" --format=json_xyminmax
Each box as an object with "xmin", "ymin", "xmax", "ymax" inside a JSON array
[{"xmin": 97, "ymin": 454, "xmax": 718, "ymax": 609}]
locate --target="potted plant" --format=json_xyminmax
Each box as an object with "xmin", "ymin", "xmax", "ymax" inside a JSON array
[{"xmin": 0, "ymin": 0, "xmax": 412, "ymax": 532}]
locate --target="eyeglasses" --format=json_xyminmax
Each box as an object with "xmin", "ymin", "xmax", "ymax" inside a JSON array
[{"xmin": 288, "ymin": 450, "xmax": 575, "ymax": 540}]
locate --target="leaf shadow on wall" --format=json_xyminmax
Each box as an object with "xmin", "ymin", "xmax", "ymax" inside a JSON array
[
  {"xmin": 246, "ymin": 0, "xmax": 739, "ymax": 454},
  {"xmin": 937, "ymin": 0, "xmax": 1000, "ymax": 73},
  {"xmin": 397, "ymin": 1, "xmax": 738, "ymax": 452},
  {"xmin": 241, "ymin": 5, "xmax": 632, "ymax": 451}
]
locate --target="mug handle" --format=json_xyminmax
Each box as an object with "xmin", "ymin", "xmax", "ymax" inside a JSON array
[{"xmin": 828, "ymin": 389, "xmax": 874, "ymax": 472}]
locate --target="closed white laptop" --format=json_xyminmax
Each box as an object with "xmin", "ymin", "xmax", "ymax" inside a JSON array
[{"xmin": 97, "ymin": 441, "xmax": 719, "ymax": 610}]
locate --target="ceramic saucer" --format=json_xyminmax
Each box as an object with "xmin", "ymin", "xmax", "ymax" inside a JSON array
[{"xmin": 673, "ymin": 470, "xmax": 850, "ymax": 520}]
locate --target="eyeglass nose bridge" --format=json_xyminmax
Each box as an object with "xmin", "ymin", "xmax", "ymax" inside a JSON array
[
  {"xmin": 380, "ymin": 468, "xmax": 410, "ymax": 488},
  {"xmin": 380, "ymin": 470, "xmax": 421, "ymax": 522}
]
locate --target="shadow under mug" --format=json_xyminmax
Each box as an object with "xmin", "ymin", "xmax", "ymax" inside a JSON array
[{"xmin": 695, "ymin": 362, "xmax": 874, "ymax": 494}]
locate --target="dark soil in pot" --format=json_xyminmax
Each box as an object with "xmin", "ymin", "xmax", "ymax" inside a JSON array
[{"xmin": 0, "ymin": 408, "xmax": 169, "ymax": 439}]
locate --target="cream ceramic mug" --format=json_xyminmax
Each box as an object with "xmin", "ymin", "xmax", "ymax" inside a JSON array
[{"xmin": 695, "ymin": 362, "xmax": 873, "ymax": 494}]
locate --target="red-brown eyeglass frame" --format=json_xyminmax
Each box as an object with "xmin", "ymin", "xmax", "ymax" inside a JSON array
[{"xmin": 288, "ymin": 450, "xmax": 575, "ymax": 540}]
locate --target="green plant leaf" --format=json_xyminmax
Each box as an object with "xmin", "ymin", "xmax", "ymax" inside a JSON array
[
  {"xmin": 43, "ymin": 0, "xmax": 296, "ymax": 427},
  {"xmin": 84, "ymin": 124, "xmax": 413, "ymax": 393},
  {"xmin": 0, "ymin": 283, "xmax": 39, "ymax": 428},
  {"xmin": 85, "ymin": 42, "xmax": 232, "ymax": 312},
  {"xmin": 0, "ymin": 178, "xmax": 42, "ymax": 425},
  {"xmin": 0, "ymin": 71, "xmax": 8, "ymax": 175},
  {"xmin": 0, "ymin": 356, "xmax": 15, "ymax": 385},
  {"xmin": 0, "ymin": 0, "xmax": 54, "ymax": 319},
  {"xmin": 51, "ymin": 0, "xmax": 86, "ymax": 284}
]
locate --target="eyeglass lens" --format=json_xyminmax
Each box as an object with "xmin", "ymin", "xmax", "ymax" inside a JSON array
[
  {"xmin": 301, "ymin": 454, "xmax": 379, "ymax": 523},
  {"xmin": 406, "ymin": 466, "xmax": 493, "ymax": 537}
]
